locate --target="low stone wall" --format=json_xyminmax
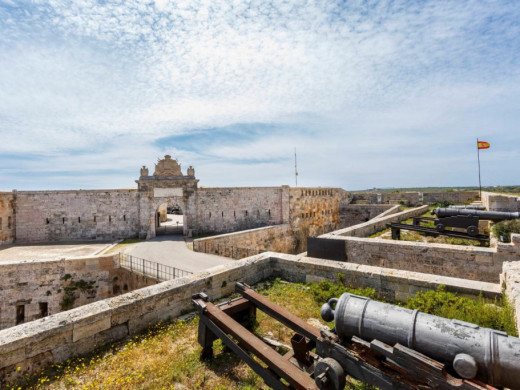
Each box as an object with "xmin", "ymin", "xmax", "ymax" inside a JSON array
[
  {"xmin": 315, "ymin": 234, "xmax": 520, "ymax": 283},
  {"xmin": 0, "ymin": 192, "xmax": 15, "ymax": 245},
  {"xmin": 381, "ymin": 192, "xmax": 420, "ymax": 205},
  {"xmin": 193, "ymin": 224, "xmax": 295, "ymax": 258},
  {"xmin": 423, "ymin": 191, "xmax": 479, "ymax": 205},
  {"xmin": 327, "ymin": 205, "xmax": 429, "ymax": 238},
  {"xmin": 0, "ymin": 255, "xmax": 157, "ymax": 330},
  {"xmin": 350, "ymin": 191, "xmax": 479, "ymax": 207},
  {"xmin": 501, "ymin": 235, "xmax": 520, "ymax": 330},
  {"xmin": 0, "ymin": 252, "xmax": 502, "ymax": 384},
  {"xmin": 482, "ymin": 191, "xmax": 520, "ymax": 212},
  {"xmin": 339, "ymin": 204, "xmax": 397, "ymax": 229}
]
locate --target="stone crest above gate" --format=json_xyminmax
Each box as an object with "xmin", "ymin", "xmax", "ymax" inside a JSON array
[
  {"xmin": 153, "ymin": 155, "xmax": 182, "ymax": 176},
  {"xmin": 136, "ymin": 155, "xmax": 198, "ymax": 195}
]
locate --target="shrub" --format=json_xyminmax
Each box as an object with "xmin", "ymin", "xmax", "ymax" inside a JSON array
[
  {"xmin": 492, "ymin": 220, "xmax": 520, "ymax": 242},
  {"xmin": 406, "ymin": 285, "xmax": 517, "ymax": 336}
]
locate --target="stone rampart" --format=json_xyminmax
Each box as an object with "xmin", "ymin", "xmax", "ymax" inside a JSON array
[
  {"xmin": 381, "ymin": 192, "xmax": 420, "ymax": 205},
  {"xmin": 501, "ymin": 235, "xmax": 520, "ymax": 330},
  {"xmin": 0, "ymin": 254, "xmax": 156, "ymax": 330},
  {"xmin": 0, "ymin": 192, "xmax": 15, "ymax": 245},
  {"xmin": 14, "ymin": 190, "xmax": 140, "ymax": 243},
  {"xmin": 423, "ymin": 191, "xmax": 479, "ymax": 204},
  {"xmin": 191, "ymin": 186, "xmax": 289, "ymax": 235},
  {"xmin": 315, "ymin": 235, "xmax": 520, "ymax": 283},
  {"xmin": 350, "ymin": 191, "xmax": 479, "ymax": 206},
  {"xmin": 289, "ymin": 187, "xmax": 351, "ymax": 252},
  {"xmin": 339, "ymin": 204, "xmax": 397, "ymax": 228},
  {"xmin": 326, "ymin": 205, "xmax": 429, "ymax": 237},
  {"xmin": 193, "ymin": 224, "xmax": 294, "ymax": 258},
  {"xmin": 482, "ymin": 191, "xmax": 520, "ymax": 212},
  {"xmin": 0, "ymin": 252, "xmax": 502, "ymax": 384}
]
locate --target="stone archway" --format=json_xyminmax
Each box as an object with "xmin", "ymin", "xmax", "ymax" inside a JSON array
[
  {"xmin": 151, "ymin": 197, "xmax": 188, "ymax": 237},
  {"xmin": 154, "ymin": 199, "xmax": 186, "ymax": 236}
]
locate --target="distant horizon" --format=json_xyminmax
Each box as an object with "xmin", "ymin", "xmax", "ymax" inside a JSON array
[{"xmin": 1, "ymin": 1, "xmax": 519, "ymax": 190}]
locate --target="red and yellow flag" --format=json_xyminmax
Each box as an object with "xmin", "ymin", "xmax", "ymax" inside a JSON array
[{"xmin": 477, "ymin": 141, "xmax": 490, "ymax": 149}]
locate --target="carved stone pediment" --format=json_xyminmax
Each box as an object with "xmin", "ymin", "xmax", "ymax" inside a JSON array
[{"xmin": 154, "ymin": 155, "xmax": 182, "ymax": 176}]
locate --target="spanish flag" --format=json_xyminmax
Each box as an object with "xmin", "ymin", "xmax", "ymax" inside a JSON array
[{"xmin": 477, "ymin": 141, "xmax": 490, "ymax": 149}]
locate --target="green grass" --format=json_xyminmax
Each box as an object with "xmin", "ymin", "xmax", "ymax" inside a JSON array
[{"xmin": 9, "ymin": 278, "xmax": 517, "ymax": 390}]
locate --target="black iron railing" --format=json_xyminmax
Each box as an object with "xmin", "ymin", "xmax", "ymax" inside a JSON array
[{"xmin": 119, "ymin": 253, "xmax": 192, "ymax": 281}]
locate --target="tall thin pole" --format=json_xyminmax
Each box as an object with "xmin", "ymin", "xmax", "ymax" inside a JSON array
[
  {"xmin": 477, "ymin": 137, "xmax": 482, "ymax": 199},
  {"xmin": 294, "ymin": 148, "xmax": 298, "ymax": 187}
]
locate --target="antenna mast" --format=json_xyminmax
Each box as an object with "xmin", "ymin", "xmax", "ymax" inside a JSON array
[{"xmin": 294, "ymin": 148, "xmax": 298, "ymax": 187}]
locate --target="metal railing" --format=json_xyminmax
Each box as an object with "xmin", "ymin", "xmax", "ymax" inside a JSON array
[{"xmin": 119, "ymin": 253, "xmax": 192, "ymax": 281}]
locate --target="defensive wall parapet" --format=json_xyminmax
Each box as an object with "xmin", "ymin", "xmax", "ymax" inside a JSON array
[
  {"xmin": 193, "ymin": 224, "xmax": 294, "ymax": 258},
  {"xmin": 0, "ymin": 252, "xmax": 503, "ymax": 384},
  {"xmin": 0, "ymin": 254, "xmax": 156, "ymax": 330},
  {"xmin": 482, "ymin": 191, "xmax": 520, "ymax": 212},
  {"xmin": 351, "ymin": 191, "xmax": 479, "ymax": 206},
  {"xmin": 0, "ymin": 191, "xmax": 15, "ymax": 245}
]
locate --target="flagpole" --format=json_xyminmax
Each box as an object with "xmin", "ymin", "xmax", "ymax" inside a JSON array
[{"xmin": 477, "ymin": 137, "xmax": 482, "ymax": 200}]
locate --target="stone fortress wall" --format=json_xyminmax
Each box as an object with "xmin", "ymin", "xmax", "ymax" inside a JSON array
[
  {"xmin": 0, "ymin": 192, "xmax": 15, "ymax": 245},
  {"xmin": 14, "ymin": 190, "xmax": 141, "ymax": 243},
  {"xmin": 190, "ymin": 186, "xmax": 289, "ymax": 234},
  {"xmin": 0, "ymin": 254, "xmax": 156, "ymax": 330},
  {"xmin": 351, "ymin": 190, "xmax": 479, "ymax": 206}
]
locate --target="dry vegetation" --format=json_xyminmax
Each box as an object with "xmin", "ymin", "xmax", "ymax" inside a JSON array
[{"xmin": 9, "ymin": 279, "xmax": 516, "ymax": 390}]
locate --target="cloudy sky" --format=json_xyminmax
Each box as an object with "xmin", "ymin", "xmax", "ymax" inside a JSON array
[{"xmin": 1, "ymin": 0, "xmax": 519, "ymax": 190}]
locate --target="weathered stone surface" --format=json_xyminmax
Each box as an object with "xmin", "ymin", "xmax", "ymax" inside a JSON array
[
  {"xmin": 0, "ymin": 255, "xmax": 156, "ymax": 330},
  {"xmin": 0, "ymin": 191, "xmax": 15, "ymax": 245}
]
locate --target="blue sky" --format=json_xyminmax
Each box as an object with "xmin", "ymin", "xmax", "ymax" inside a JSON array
[{"xmin": 0, "ymin": 0, "xmax": 519, "ymax": 190}]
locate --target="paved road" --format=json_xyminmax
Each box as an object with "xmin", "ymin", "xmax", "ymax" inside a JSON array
[{"xmin": 124, "ymin": 235, "xmax": 231, "ymax": 273}]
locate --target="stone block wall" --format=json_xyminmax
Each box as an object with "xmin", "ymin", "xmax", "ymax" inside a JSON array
[
  {"xmin": 315, "ymin": 235, "xmax": 520, "ymax": 283},
  {"xmin": 190, "ymin": 186, "xmax": 289, "ymax": 235},
  {"xmin": 501, "ymin": 234, "xmax": 520, "ymax": 330},
  {"xmin": 482, "ymin": 191, "xmax": 520, "ymax": 212},
  {"xmin": 350, "ymin": 191, "xmax": 479, "ymax": 206},
  {"xmin": 194, "ymin": 224, "xmax": 295, "ymax": 258},
  {"xmin": 339, "ymin": 204, "xmax": 398, "ymax": 228},
  {"xmin": 14, "ymin": 190, "xmax": 140, "ymax": 243},
  {"xmin": 0, "ymin": 254, "xmax": 156, "ymax": 330},
  {"xmin": 0, "ymin": 252, "xmax": 502, "ymax": 384},
  {"xmin": 423, "ymin": 191, "xmax": 479, "ymax": 204},
  {"xmin": 0, "ymin": 192, "xmax": 15, "ymax": 245},
  {"xmin": 381, "ymin": 192, "xmax": 420, "ymax": 205},
  {"xmin": 289, "ymin": 187, "xmax": 351, "ymax": 252},
  {"xmin": 327, "ymin": 205, "xmax": 429, "ymax": 238}
]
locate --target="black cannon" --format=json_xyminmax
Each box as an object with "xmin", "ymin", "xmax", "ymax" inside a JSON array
[
  {"xmin": 193, "ymin": 282, "xmax": 515, "ymax": 390},
  {"xmin": 430, "ymin": 207, "xmax": 520, "ymax": 236},
  {"xmin": 321, "ymin": 293, "xmax": 520, "ymax": 389}
]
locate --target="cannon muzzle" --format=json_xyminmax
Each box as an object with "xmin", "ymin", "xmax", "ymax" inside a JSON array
[{"xmin": 321, "ymin": 293, "xmax": 520, "ymax": 388}]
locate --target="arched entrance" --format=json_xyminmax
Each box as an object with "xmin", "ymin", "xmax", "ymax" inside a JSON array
[{"xmin": 153, "ymin": 199, "xmax": 187, "ymax": 237}]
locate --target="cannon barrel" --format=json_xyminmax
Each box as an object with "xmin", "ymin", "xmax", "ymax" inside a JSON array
[
  {"xmin": 432, "ymin": 207, "xmax": 520, "ymax": 221},
  {"xmin": 321, "ymin": 293, "xmax": 520, "ymax": 388}
]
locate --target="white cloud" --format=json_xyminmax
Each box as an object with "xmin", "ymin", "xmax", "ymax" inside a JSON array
[{"xmin": 0, "ymin": 0, "xmax": 519, "ymax": 189}]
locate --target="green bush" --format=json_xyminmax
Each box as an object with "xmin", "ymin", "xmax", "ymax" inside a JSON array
[
  {"xmin": 406, "ymin": 285, "xmax": 517, "ymax": 336},
  {"xmin": 492, "ymin": 220, "xmax": 520, "ymax": 242},
  {"xmin": 430, "ymin": 201, "xmax": 453, "ymax": 208},
  {"xmin": 309, "ymin": 279, "xmax": 377, "ymax": 303}
]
